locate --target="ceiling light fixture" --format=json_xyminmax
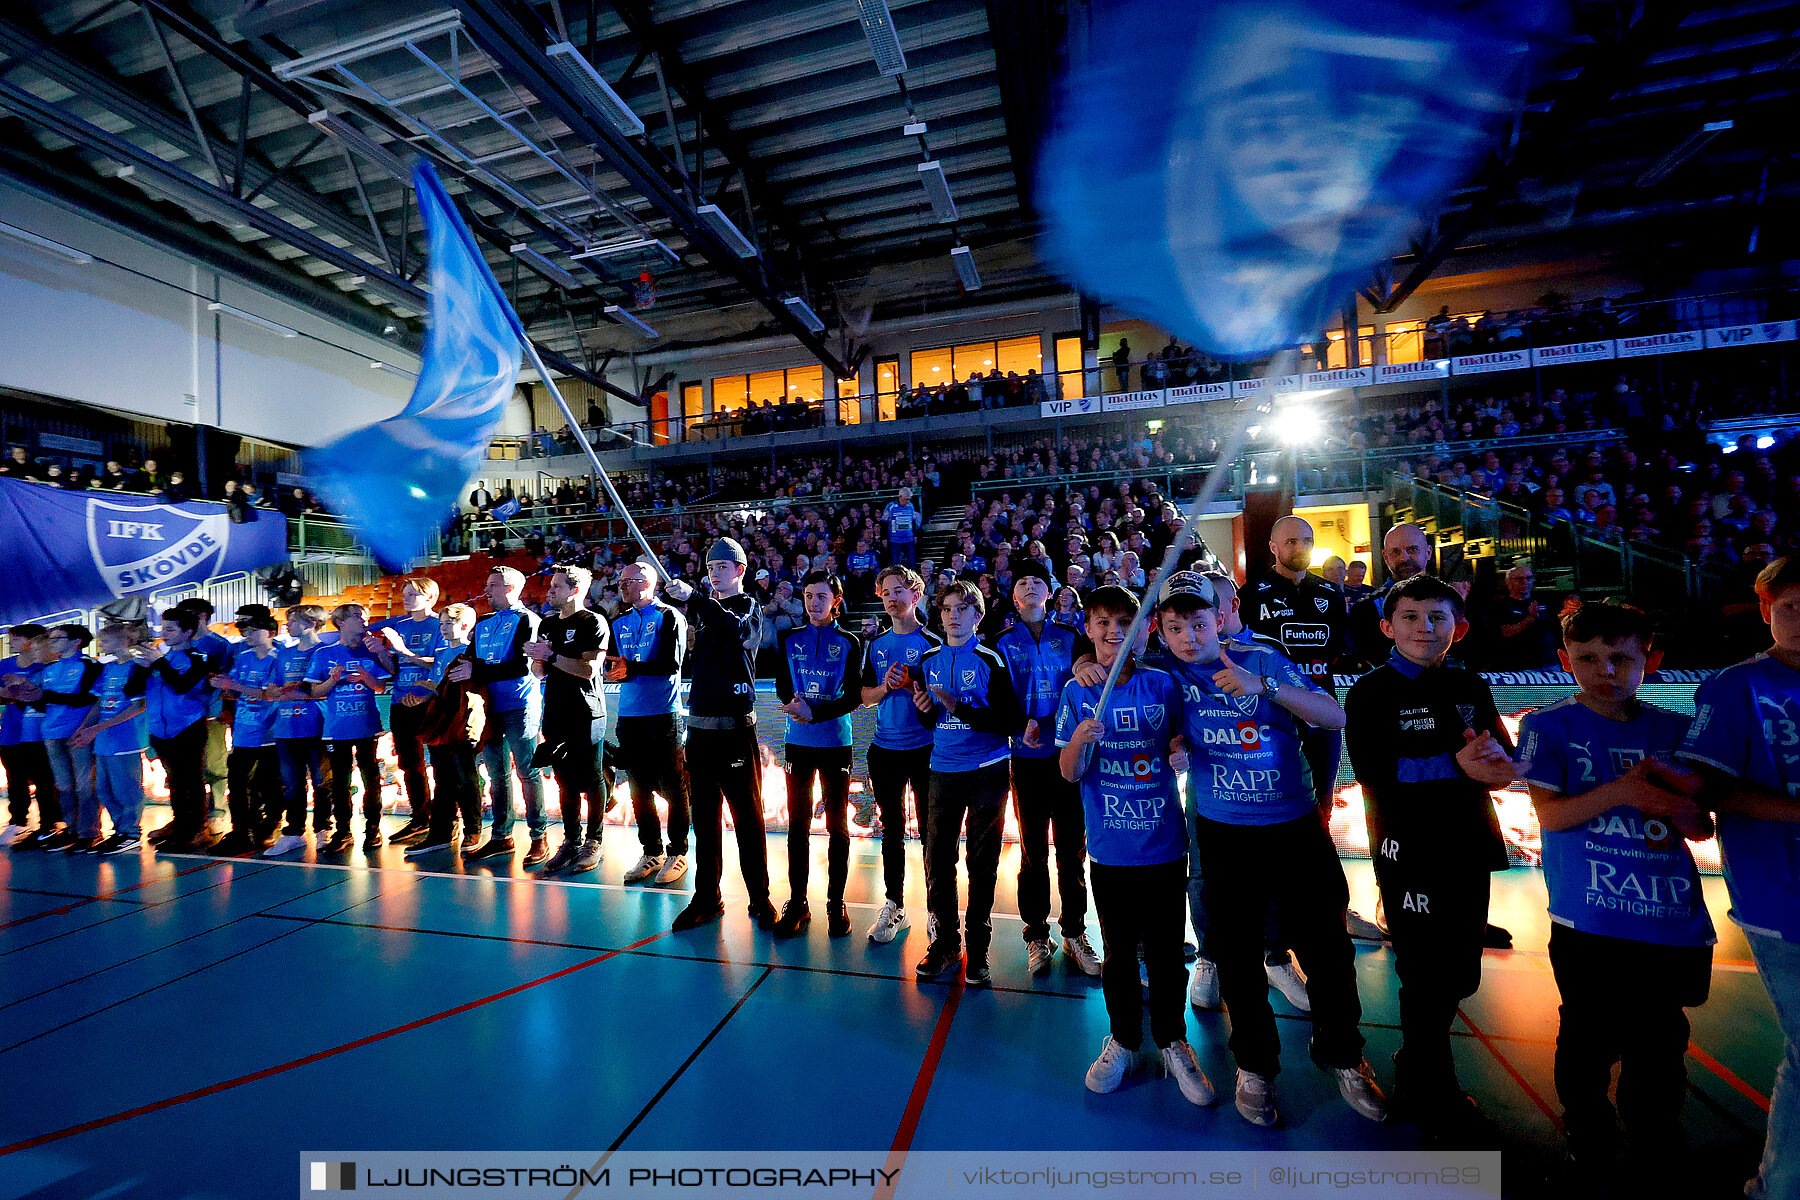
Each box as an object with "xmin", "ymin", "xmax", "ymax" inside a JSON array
[
  {"xmin": 0, "ymin": 221, "xmax": 93, "ymax": 265},
  {"xmin": 917, "ymin": 160, "xmax": 958, "ymax": 223},
  {"xmin": 274, "ymin": 10, "xmax": 463, "ymax": 80},
  {"xmin": 853, "ymin": 0, "xmax": 908, "ymax": 76},
  {"xmin": 604, "ymin": 304, "xmax": 658, "ymax": 338},
  {"xmin": 951, "ymin": 244, "xmax": 981, "ymax": 291},
  {"xmin": 510, "ymin": 244, "xmax": 581, "ymax": 290},
  {"xmin": 208, "ymin": 302, "xmax": 298, "ymax": 338},
  {"xmin": 1636, "ymin": 119, "xmax": 1733, "ymax": 187},
  {"xmin": 783, "ymin": 295, "xmax": 825, "ymax": 334},
  {"xmin": 696, "ymin": 204, "xmax": 757, "ymax": 257},
  {"xmin": 544, "ymin": 41, "xmax": 647, "ymax": 138}
]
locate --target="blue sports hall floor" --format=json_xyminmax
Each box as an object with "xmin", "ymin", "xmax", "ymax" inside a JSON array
[{"xmin": 0, "ymin": 810, "xmax": 1778, "ymax": 1200}]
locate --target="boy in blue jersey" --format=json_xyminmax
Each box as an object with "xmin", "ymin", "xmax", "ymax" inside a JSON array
[
  {"xmin": 606, "ymin": 561, "xmax": 691, "ymax": 887},
  {"xmin": 846, "ymin": 539, "xmax": 880, "ymax": 605},
  {"xmin": 773, "ymin": 571, "xmax": 864, "ymax": 937},
  {"xmin": 28, "ymin": 624, "xmax": 102, "ymax": 851},
  {"xmin": 307, "ymin": 603, "xmax": 393, "ymax": 854},
  {"xmin": 1345, "ymin": 574, "xmax": 1523, "ymax": 1142},
  {"xmin": 68, "ymin": 625, "xmax": 149, "ymax": 854},
  {"xmin": 1519, "ymin": 600, "xmax": 1714, "ymax": 1174},
  {"xmin": 1056, "ymin": 585, "xmax": 1212, "ymax": 1106},
  {"xmin": 450, "ymin": 567, "xmax": 546, "ymax": 864},
  {"xmin": 913, "ymin": 579, "xmax": 1024, "ymax": 984},
  {"xmin": 265, "ymin": 605, "xmax": 331, "ymax": 857},
  {"xmin": 175, "ymin": 597, "xmax": 232, "ymax": 836},
  {"xmin": 859, "ymin": 566, "xmax": 938, "ymax": 943},
  {"xmin": 210, "ymin": 613, "xmax": 284, "ymax": 855},
  {"xmin": 1154, "ymin": 572, "xmax": 1385, "ymax": 1128},
  {"xmin": 371, "ymin": 577, "xmax": 444, "ymax": 845},
  {"xmin": 997, "ymin": 560, "xmax": 1101, "ymax": 976},
  {"xmin": 1, "ymin": 624, "xmax": 57, "ymax": 846},
  {"xmin": 143, "ymin": 607, "xmax": 216, "ymax": 852},
  {"xmin": 1679, "ymin": 556, "xmax": 1800, "ymax": 1200}
]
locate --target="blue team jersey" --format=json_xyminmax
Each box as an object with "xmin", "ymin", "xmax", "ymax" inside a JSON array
[
  {"xmin": 918, "ymin": 640, "xmax": 1014, "ymax": 772},
  {"xmin": 778, "ymin": 623, "xmax": 860, "ymax": 749},
  {"xmin": 1521, "ymin": 698, "xmax": 1714, "ymax": 947},
  {"xmin": 1679, "ymin": 654, "xmax": 1800, "ymax": 942},
  {"xmin": 611, "ymin": 600, "xmax": 686, "ymax": 718},
  {"xmin": 374, "ymin": 615, "xmax": 446, "ymax": 701},
  {"xmin": 272, "ymin": 642, "xmax": 324, "ymax": 740},
  {"xmin": 92, "ymin": 661, "xmax": 148, "ymax": 756},
  {"xmin": 994, "ymin": 620, "xmax": 1084, "ymax": 759},
  {"xmin": 304, "ymin": 644, "xmax": 392, "ymax": 741},
  {"xmin": 1055, "ymin": 666, "xmax": 1185, "ymax": 866},
  {"xmin": 469, "ymin": 608, "xmax": 541, "ymax": 715},
  {"xmin": 228, "ymin": 649, "xmax": 283, "ymax": 749},
  {"xmin": 37, "ymin": 654, "xmax": 97, "ymax": 740},
  {"xmin": 430, "ymin": 642, "xmax": 468, "ymax": 683},
  {"xmin": 1049, "ymin": 610, "xmax": 1086, "ymax": 636},
  {"xmin": 145, "ymin": 648, "xmax": 208, "ymax": 739},
  {"xmin": 862, "ymin": 626, "xmax": 940, "ymax": 751},
  {"xmin": 16, "ymin": 661, "xmax": 45, "ymax": 742},
  {"xmin": 882, "ymin": 502, "xmax": 918, "ymax": 542},
  {"xmin": 848, "ymin": 551, "xmax": 879, "ymax": 574},
  {"xmin": 1150, "ymin": 641, "xmax": 1319, "ymax": 825},
  {"xmin": 191, "ymin": 629, "xmax": 233, "ymax": 718}
]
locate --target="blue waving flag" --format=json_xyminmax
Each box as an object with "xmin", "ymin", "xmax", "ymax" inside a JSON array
[
  {"xmin": 1038, "ymin": 0, "xmax": 1563, "ymax": 360},
  {"xmin": 306, "ymin": 161, "xmax": 521, "ymax": 570}
]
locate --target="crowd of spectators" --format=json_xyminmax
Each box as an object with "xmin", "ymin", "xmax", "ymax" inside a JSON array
[
  {"xmin": 895, "ymin": 367, "xmax": 1051, "ymax": 417},
  {"xmin": 0, "ymin": 443, "xmax": 330, "ymax": 519}
]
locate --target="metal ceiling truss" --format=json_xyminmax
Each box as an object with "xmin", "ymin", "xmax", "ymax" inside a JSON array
[{"xmin": 452, "ymin": 0, "xmax": 850, "ymax": 378}]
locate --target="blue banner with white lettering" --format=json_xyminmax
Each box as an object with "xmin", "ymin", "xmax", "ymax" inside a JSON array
[
  {"xmin": 0, "ymin": 478, "xmax": 287, "ymax": 624},
  {"xmin": 1037, "ymin": 0, "xmax": 1563, "ymax": 360},
  {"xmin": 305, "ymin": 161, "xmax": 522, "ymax": 571}
]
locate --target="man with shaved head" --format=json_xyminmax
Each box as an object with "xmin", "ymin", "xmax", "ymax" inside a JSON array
[{"xmin": 1348, "ymin": 522, "xmax": 1433, "ymax": 669}]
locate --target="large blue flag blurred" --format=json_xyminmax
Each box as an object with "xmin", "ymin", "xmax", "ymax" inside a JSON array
[
  {"xmin": 306, "ymin": 161, "xmax": 521, "ymax": 571},
  {"xmin": 1038, "ymin": 0, "xmax": 1563, "ymax": 360}
]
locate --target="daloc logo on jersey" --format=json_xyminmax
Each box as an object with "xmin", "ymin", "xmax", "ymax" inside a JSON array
[{"xmin": 86, "ymin": 497, "xmax": 232, "ymax": 597}]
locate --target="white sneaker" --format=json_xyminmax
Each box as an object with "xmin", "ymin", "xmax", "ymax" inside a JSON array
[
  {"xmin": 867, "ymin": 900, "xmax": 908, "ymax": 944},
  {"xmin": 314, "ymin": 830, "xmax": 334, "ymax": 849},
  {"xmin": 623, "ymin": 853, "xmax": 664, "ymax": 884},
  {"xmin": 653, "ymin": 854, "xmax": 688, "ymax": 885},
  {"xmin": 1334, "ymin": 1060, "xmax": 1389, "ymax": 1122},
  {"xmin": 1234, "ymin": 1068, "xmax": 1278, "ymax": 1127},
  {"xmin": 263, "ymin": 834, "xmax": 307, "ymax": 857},
  {"xmin": 1189, "ymin": 958, "xmax": 1222, "ymax": 1009},
  {"xmin": 1063, "ymin": 933, "xmax": 1103, "ymax": 976},
  {"xmin": 1160, "ymin": 1041, "xmax": 1216, "ymax": 1106},
  {"xmin": 1085, "ymin": 1036, "xmax": 1135, "ymax": 1094},
  {"xmin": 1267, "ymin": 960, "xmax": 1312, "ymax": 1012},
  {"xmin": 0, "ymin": 824, "xmax": 26, "ymax": 846},
  {"xmin": 1026, "ymin": 937, "xmax": 1056, "ymax": 975}
]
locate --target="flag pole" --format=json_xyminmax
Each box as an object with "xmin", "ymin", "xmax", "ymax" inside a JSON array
[{"xmin": 1089, "ymin": 348, "xmax": 1296, "ymax": 720}]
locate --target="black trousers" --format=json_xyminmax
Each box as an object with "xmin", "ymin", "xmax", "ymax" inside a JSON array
[
  {"xmin": 1196, "ymin": 813, "xmax": 1367, "ymax": 1078},
  {"xmin": 150, "ymin": 719, "xmax": 207, "ymax": 839},
  {"xmin": 867, "ymin": 743, "xmax": 930, "ymax": 905},
  {"xmin": 1375, "ymin": 864, "xmax": 1491, "ymax": 1100},
  {"xmin": 924, "ymin": 760, "xmax": 1009, "ymax": 958},
  {"xmin": 326, "ymin": 737, "xmax": 382, "ymax": 833},
  {"xmin": 388, "ymin": 699, "xmax": 432, "ymax": 823},
  {"xmin": 425, "ymin": 741, "xmax": 481, "ymax": 839},
  {"xmin": 546, "ymin": 715, "xmax": 611, "ymax": 843},
  {"xmin": 1549, "ymin": 923, "xmax": 1712, "ymax": 1146},
  {"xmin": 1011, "ymin": 754, "xmax": 1089, "ymax": 942},
  {"xmin": 2, "ymin": 741, "xmax": 57, "ymax": 827},
  {"xmin": 686, "ymin": 724, "xmax": 770, "ymax": 908},
  {"xmin": 276, "ymin": 737, "xmax": 330, "ymax": 836},
  {"xmin": 616, "ymin": 713, "xmax": 690, "ymax": 856},
  {"xmin": 785, "ymin": 744, "xmax": 852, "ymax": 904},
  {"xmin": 226, "ymin": 745, "xmax": 280, "ymax": 837},
  {"xmin": 1091, "ymin": 857, "xmax": 1189, "ymax": 1050}
]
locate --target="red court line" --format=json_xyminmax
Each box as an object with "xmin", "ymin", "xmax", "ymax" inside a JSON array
[
  {"xmin": 1688, "ymin": 1041, "xmax": 1773, "ymax": 1114},
  {"xmin": 0, "ymin": 924, "xmax": 676, "ymax": 1157},
  {"xmin": 874, "ymin": 980, "xmax": 965, "ymax": 1200},
  {"xmin": 1456, "ymin": 1005, "xmax": 1561, "ymax": 1128},
  {"xmin": 0, "ymin": 861, "xmax": 218, "ymax": 932}
]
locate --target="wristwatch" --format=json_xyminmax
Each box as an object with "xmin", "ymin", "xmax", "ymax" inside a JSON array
[{"xmin": 1260, "ymin": 674, "xmax": 1281, "ymax": 698}]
